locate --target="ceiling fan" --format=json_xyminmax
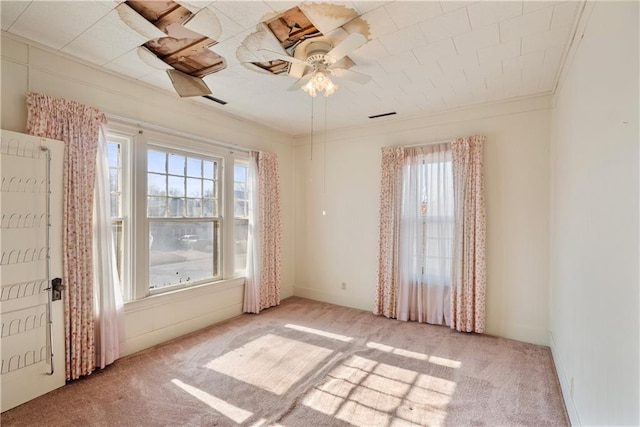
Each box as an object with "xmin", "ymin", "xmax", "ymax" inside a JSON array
[{"xmin": 258, "ymin": 32, "xmax": 371, "ymax": 96}]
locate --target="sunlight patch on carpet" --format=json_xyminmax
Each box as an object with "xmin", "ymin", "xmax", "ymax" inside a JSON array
[
  {"xmin": 366, "ymin": 341, "xmax": 462, "ymax": 368},
  {"xmin": 205, "ymin": 333, "xmax": 332, "ymax": 395},
  {"xmin": 171, "ymin": 379, "xmax": 252, "ymax": 423},
  {"xmin": 285, "ymin": 323, "xmax": 354, "ymax": 342},
  {"xmin": 302, "ymin": 355, "xmax": 455, "ymax": 426}
]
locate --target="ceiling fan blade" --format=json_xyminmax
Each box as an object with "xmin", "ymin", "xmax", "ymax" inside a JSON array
[
  {"xmin": 258, "ymin": 49, "xmax": 307, "ymax": 65},
  {"xmin": 331, "ymin": 68, "xmax": 371, "ymax": 84},
  {"xmin": 287, "ymin": 74, "xmax": 313, "ymax": 91},
  {"xmin": 325, "ymin": 33, "xmax": 367, "ymax": 63}
]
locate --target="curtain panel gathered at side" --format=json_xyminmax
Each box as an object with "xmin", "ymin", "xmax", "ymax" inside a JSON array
[
  {"xmin": 451, "ymin": 136, "xmax": 486, "ymax": 333},
  {"xmin": 374, "ymin": 146, "xmax": 404, "ymax": 318},
  {"xmin": 25, "ymin": 92, "xmax": 123, "ymax": 379},
  {"xmin": 375, "ymin": 136, "xmax": 486, "ymax": 333},
  {"xmin": 244, "ymin": 151, "xmax": 282, "ymax": 314}
]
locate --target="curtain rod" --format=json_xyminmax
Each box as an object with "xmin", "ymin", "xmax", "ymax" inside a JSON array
[
  {"xmin": 104, "ymin": 112, "xmax": 251, "ymax": 154},
  {"xmin": 404, "ymin": 139, "xmax": 451, "ymax": 148}
]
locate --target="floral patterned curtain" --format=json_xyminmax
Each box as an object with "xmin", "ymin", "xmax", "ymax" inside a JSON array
[
  {"xmin": 374, "ymin": 146, "xmax": 404, "ymax": 318},
  {"xmin": 451, "ymin": 135, "xmax": 487, "ymax": 333},
  {"xmin": 26, "ymin": 92, "xmax": 106, "ymax": 380},
  {"xmin": 244, "ymin": 151, "xmax": 282, "ymax": 313}
]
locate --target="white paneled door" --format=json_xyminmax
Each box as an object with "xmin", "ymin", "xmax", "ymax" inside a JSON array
[{"xmin": 0, "ymin": 130, "xmax": 65, "ymax": 412}]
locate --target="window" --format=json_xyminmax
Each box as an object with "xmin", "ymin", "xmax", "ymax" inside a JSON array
[
  {"xmin": 234, "ymin": 163, "xmax": 249, "ymax": 273},
  {"xmin": 147, "ymin": 148, "xmax": 221, "ymax": 289},
  {"xmin": 106, "ymin": 125, "xmax": 248, "ymax": 301}
]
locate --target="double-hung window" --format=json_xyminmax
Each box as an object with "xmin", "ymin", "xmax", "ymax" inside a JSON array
[
  {"xmin": 106, "ymin": 124, "xmax": 248, "ymax": 302},
  {"xmin": 147, "ymin": 148, "xmax": 221, "ymax": 290}
]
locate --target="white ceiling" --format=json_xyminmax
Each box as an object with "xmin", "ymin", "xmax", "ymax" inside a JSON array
[{"xmin": 1, "ymin": 1, "xmax": 582, "ymax": 135}]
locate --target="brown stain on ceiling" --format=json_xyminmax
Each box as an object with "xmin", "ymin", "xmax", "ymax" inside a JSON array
[
  {"xmin": 267, "ymin": 7, "xmax": 320, "ymax": 49},
  {"xmin": 125, "ymin": 0, "xmax": 225, "ymax": 79}
]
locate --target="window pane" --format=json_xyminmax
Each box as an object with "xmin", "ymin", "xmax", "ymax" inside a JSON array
[
  {"xmin": 109, "ymin": 169, "xmax": 118, "ymax": 192},
  {"xmin": 168, "ymin": 176, "xmax": 185, "ymax": 197},
  {"xmin": 107, "ymin": 143, "xmax": 119, "ymax": 168},
  {"xmin": 149, "ymin": 221, "xmax": 218, "ymax": 289},
  {"xmin": 186, "ymin": 178, "xmax": 202, "ymax": 198},
  {"xmin": 203, "ymin": 160, "xmax": 214, "ymax": 179},
  {"xmin": 168, "ymin": 154, "xmax": 185, "ymax": 175},
  {"xmin": 148, "ymin": 150, "xmax": 165, "ymax": 173},
  {"xmin": 167, "ymin": 197, "xmax": 184, "ymax": 217},
  {"xmin": 203, "ymin": 198, "xmax": 215, "ymax": 217},
  {"xmin": 203, "ymin": 179, "xmax": 214, "ymax": 198},
  {"xmin": 148, "ymin": 173, "xmax": 166, "ymax": 196},
  {"xmin": 234, "ymin": 219, "xmax": 248, "ymax": 272},
  {"xmin": 234, "ymin": 164, "xmax": 246, "ymax": 181},
  {"xmin": 234, "ymin": 200, "xmax": 247, "ymax": 217},
  {"xmin": 148, "ymin": 197, "xmax": 166, "ymax": 217},
  {"xmin": 234, "ymin": 182, "xmax": 246, "ymax": 198},
  {"xmin": 111, "ymin": 193, "xmax": 119, "ymax": 217},
  {"xmin": 187, "ymin": 158, "xmax": 202, "ymax": 178},
  {"xmin": 186, "ymin": 199, "xmax": 202, "ymax": 217}
]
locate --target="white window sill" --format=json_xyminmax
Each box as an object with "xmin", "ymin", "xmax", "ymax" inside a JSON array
[{"xmin": 124, "ymin": 276, "xmax": 246, "ymax": 314}]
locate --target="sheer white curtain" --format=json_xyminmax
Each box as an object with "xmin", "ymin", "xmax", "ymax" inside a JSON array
[
  {"xmin": 397, "ymin": 144, "xmax": 453, "ymax": 325},
  {"xmin": 244, "ymin": 152, "xmax": 261, "ymax": 313},
  {"xmin": 93, "ymin": 126, "xmax": 124, "ymax": 369}
]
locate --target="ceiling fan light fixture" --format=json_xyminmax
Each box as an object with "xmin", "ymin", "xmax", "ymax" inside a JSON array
[{"xmin": 302, "ymin": 70, "xmax": 338, "ymax": 97}]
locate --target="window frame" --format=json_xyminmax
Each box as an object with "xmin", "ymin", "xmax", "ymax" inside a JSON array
[{"xmin": 106, "ymin": 122, "xmax": 249, "ymax": 302}]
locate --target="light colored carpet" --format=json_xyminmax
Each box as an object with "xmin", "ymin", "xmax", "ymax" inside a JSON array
[{"xmin": 1, "ymin": 297, "xmax": 568, "ymax": 426}]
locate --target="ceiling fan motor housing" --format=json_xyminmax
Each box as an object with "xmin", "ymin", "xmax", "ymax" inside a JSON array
[{"xmin": 305, "ymin": 41, "xmax": 333, "ymax": 65}]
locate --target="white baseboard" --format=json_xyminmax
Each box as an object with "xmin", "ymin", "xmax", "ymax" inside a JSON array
[
  {"xmin": 549, "ymin": 331, "xmax": 581, "ymax": 426},
  {"xmin": 293, "ymin": 285, "xmax": 370, "ymax": 311}
]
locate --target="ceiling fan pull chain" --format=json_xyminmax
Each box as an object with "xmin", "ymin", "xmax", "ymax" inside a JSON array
[{"xmin": 310, "ymin": 96, "xmax": 314, "ymax": 161}]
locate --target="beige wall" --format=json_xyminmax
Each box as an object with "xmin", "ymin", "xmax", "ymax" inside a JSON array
[
  {"xmin": 0, "ymin": 35, "xmax": 296, "ymax": 356},
  {"xmin": 293, "ymin": 96, "xmax": 553, "ymax": 346},
  {"xmin": 549, "ymin": 2, "xmax": 639, "ymax": 425}
]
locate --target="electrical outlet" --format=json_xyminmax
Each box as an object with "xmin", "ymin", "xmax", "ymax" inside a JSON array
[{"xmin": 341, "ymin": 282, "xmax": 346, "ymax": 290}]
